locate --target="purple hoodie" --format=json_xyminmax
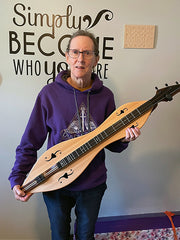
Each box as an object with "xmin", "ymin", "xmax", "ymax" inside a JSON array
[{"xmin": 9, "ymin": 71, "xmax": 128, "ymax": 191}]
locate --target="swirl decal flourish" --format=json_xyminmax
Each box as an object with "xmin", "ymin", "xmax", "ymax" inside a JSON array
[{"xmin": 83, "ymin": 9, "xmax": 113, "ymax": 29}]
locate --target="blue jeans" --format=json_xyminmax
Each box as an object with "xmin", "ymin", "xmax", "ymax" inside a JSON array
[{"xmin": 43, "ymin": 183, "xmax": 107, "ymax": 240}]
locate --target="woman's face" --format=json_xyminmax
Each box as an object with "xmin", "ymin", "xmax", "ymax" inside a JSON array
[{"xmin": 66, "ymin": 36, "xmax": 99, "ymax": 81}]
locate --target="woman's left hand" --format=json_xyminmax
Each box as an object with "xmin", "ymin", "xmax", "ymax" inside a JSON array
[{"xmin": 121, "ymin": 127, "xmax": 141, "ymax": 143}]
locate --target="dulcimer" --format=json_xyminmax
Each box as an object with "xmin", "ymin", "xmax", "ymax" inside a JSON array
[{"xmin": 21, "ymin": 83, "xmax": 180, "ymax": 193}]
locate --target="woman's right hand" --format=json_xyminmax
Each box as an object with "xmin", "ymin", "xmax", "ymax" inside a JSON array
[{"xmin": 13, "ymin": 185, "xmax": 33, "ymax": 202}]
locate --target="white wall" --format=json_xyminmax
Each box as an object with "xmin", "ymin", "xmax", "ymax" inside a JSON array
[{"xmin": 0, "ymin": 0, "xmax": 180, "ymax": 239}]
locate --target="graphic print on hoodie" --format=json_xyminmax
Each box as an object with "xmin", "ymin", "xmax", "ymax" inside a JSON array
[{"xmin": 60, "ymin": 102, "xmax": 97, "ymax": 140}]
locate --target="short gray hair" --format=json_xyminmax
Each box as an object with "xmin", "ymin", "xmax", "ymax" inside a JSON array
[{"xmin": 66, "ymin": 30, "xmax": 99, "ymax": 56}]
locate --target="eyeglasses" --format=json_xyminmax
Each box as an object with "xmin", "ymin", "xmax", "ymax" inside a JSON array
[{"xmin": 67, "ymin": 49, "xmax": 95, "ymax": 59}]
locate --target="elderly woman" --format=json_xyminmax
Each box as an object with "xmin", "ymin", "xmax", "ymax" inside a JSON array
[{"xmin": 9, "ymin": 30, "xmax": 140, "ymax": 240}]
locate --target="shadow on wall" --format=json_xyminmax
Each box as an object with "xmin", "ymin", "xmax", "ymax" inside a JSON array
[
  {"xmin": 104, "ymin": 148, "xmax": 180, "ymax": 215},
  {"xmin": 0, "ymin": 73, "xmax": 2, "ymax": 86},
  {"xmin": 34, "ymin": 194, "xmax": 51, "ymax": 240}
]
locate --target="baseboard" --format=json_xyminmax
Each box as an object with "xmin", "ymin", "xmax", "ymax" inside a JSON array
[{"xmin": 94, "ymin": 211, "xmax": 180, "ymax": 233}]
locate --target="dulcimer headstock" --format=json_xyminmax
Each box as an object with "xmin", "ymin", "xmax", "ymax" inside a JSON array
[{"xmin": 153, "ymin": 82, "xmax": 180, "ymax": 104}]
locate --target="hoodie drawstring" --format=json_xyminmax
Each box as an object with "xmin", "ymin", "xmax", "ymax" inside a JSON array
[{"xmin": 87, "ymin": 91, "xmax": 90, "ymax": 133}]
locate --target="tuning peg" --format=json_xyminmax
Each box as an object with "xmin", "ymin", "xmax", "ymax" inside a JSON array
[
  {"xmin": 155, "ymin": 87, "xmax": 158, "ymax": 90},
  {"xmin": 165, "ymin": 83, "xmax": 168, "ymax": 87},
  {"xmin": 176, "ymin": 81, "xmax": 179, "ymax": 85}
]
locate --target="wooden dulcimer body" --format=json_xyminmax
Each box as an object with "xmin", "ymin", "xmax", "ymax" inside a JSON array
[{"xmin": 21, "ymin": 83, "xmax": 180, "ymax": 193}]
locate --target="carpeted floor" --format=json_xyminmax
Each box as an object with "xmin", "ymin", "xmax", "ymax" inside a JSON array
[{"xmin": 94, "ymin": 227, "xmax": 180, "ymax": 239}]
